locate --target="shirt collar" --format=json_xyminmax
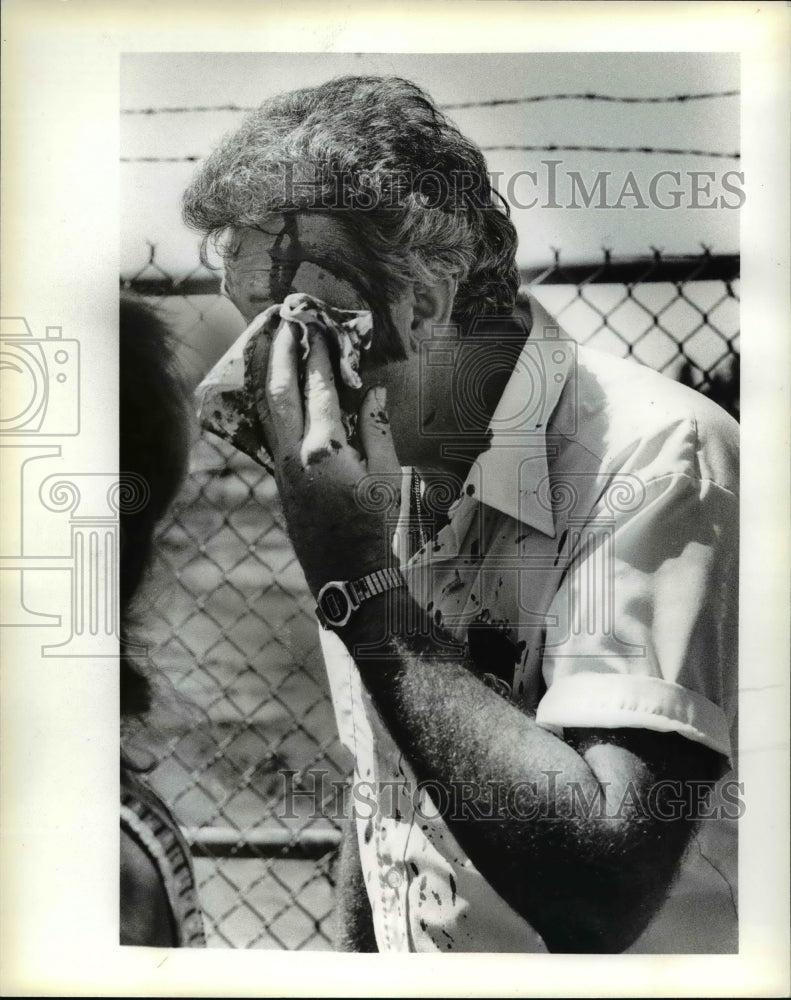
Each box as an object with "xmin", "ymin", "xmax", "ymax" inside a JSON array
[{"xmin": 460, "ymin": 296, "xmax": 573, "ymax": 538}]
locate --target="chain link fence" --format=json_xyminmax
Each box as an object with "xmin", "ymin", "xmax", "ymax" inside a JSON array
[{"xmin": 121, "ymin": 247, "xmax": 739, "ymax": 949}]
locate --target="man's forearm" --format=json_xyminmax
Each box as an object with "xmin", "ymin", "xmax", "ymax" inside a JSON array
[
  {"xmin": 339, "ymin": 592, "xmax": 610, "ymax": 847},
  {"xmin": 337, "ymin": 588, "xmax": 704, "ymax": 951}
]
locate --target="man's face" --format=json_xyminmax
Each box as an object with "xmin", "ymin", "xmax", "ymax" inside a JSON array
[
  {"xmin": 224, "ymin": 213, "xmax": 410, "ymax": 382},
  {"xmin": 224, "ymin": 213, "xmax": 454, "ymax": 464},
  {"xmin": 223, "ymin": 214, "xmax": 368, "ymax": 323}
]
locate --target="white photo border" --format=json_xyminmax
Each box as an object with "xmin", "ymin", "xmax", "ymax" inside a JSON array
[{"xmin": 1, "ymin": 2, "xmax": 788, "ymax": 996}]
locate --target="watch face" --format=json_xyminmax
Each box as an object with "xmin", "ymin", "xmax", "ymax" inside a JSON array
[{"xmin": 318, "ymin": 583, "xmax": 351, "ymax": 626}]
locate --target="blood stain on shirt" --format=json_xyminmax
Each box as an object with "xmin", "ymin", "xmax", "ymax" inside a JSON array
[
  {"xmin": 442, "ymin": 571, "xmax": 464, "ymax": 595},
  {"xmin": 449, "ymin": 874, "xmax": 457, "ymax": 905}
]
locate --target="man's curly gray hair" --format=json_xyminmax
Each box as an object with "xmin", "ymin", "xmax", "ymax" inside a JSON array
[{"xmin": 182, "ymin": 76, "xmax": 521, "ymax": 332}]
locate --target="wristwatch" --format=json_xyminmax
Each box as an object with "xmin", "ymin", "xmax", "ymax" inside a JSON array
[{"xmin": 315, "ymin": 567, "xmax": 406, "ymax": 630}]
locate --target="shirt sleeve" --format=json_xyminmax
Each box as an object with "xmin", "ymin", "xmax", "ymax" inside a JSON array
[{"xmin": 535, "ymin": 469, "xmax": 738, "ymax": 765}]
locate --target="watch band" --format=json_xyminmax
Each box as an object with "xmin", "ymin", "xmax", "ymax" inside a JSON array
[
  {"xmin": 316, "ymin": 567, "xmax": 406, "ymax": 630},
  {"xmin": 347, "ymin": 567, "xmax": 405, "ymax": 605}
]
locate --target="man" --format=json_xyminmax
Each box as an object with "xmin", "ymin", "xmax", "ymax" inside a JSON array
[{"xmin": 183, "ymin": 76, "xmax": 738, "ymax": 953}]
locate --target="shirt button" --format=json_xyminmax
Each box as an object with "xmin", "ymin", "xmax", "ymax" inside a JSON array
[{"xmin": 386, "ymin": 867, "xmax": 403, "ymax": 889}]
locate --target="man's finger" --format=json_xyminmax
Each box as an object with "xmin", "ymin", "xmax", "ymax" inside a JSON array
[
  {"xmin": 266, "ymin": 318, "xmax": 304, "ymax": 449},
  {"xmin": 301, "ymin": 327, "xmax": 345, "ymax": 466},
  {"xmin": 249, "ymin": 329, "xmax": 276, "ymax": 458},
  {"xmin": 359, "ymin": 386, "xmax": 400, "ymax": 475}
]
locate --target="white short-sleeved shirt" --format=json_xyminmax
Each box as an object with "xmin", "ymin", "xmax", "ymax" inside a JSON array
[{"xmin": 321, "ymin": 296, "xmax": 739, "ymax": 952}]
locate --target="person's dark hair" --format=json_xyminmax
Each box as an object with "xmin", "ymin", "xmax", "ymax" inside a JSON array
[
  {"xmin": 182, "ymin": 76, "xmax": 520, "ymax": 340},
  {"xmin": 120, "ymin": 295, "xmax": 190, "ymax": 717}
]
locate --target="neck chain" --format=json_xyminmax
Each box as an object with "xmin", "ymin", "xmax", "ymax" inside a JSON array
[{"xmin": 410, "ymin": 470, "xmax": 429, "ymax": 552}]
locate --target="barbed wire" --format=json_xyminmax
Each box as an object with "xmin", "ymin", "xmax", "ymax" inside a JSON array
[
  {"xmin": 480, "ymin": 144, "xmax": 740, "ymax": 160},
  {"xmin": 123, "ymin": 103, "xmax": 255, "ymax": 115},
  {"xmin": 123, "ymin": 88, "xmax": 739, "ymax": 163},
  {"xmin": 122, "ymin": 155, "xmax": 202, "ymax": 162},
  {"xmin": 444, "ymin": 90, "xmax": 739, "ymax": 110},
  {"xmin": 121, "ymin": 142, "xmax": 740, "ymax": 164},
  {"xmin": 121, "ymin": 89, "xmax": 739, "ymax": 115}
]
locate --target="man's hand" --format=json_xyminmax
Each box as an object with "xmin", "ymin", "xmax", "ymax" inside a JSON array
[{"xmin": 255, "ymin": 318, "xmax": 400, "ymax": 596}]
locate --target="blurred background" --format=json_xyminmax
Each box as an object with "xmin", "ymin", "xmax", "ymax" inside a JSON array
[{"xmin": 121, "ymin": 52, "xmax": 740, "ymax": 950}]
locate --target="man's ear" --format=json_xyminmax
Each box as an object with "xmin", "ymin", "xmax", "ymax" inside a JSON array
[{"xmin": 410, "ymin": 277, "xmax": 457, "ymax": 336}]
